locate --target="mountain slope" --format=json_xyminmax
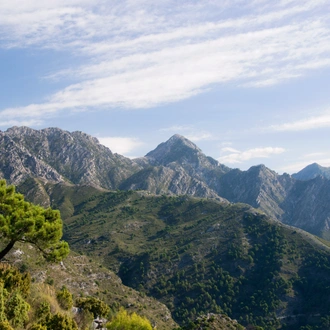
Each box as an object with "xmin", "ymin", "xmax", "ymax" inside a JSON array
[
  {"xmin": 2, "ymin": 126, "xmax": 141, "ymax": 189},
  {"xmin": 293, "ymin": 162, "xmax": 330, "ymax": 180},
  {"xmin": 51, "ymin": 189, "xmax": 330, "ymax": 329},
  {"xmin": 2, "ymin": 244, "xmax": 177, "ymax": 330},
  {"xmin": 280, "ymin": 175, "xmax": 330, "ymax": 238},
  {"xmin": 124, "ymin": 134, "xmax": 230, "ymax": 200},
  {"xmin": 216, "ymin": 165, "xmax": 295, "ymax": 220}
]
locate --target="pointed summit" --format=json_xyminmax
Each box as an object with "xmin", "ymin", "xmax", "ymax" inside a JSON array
[
  {"xmin": 292, "ymin": 163, "xmax": 330, "ymax": 180},
  {"xmin": 145, "ymin": 134, "xmax": 202, "ymax": 165}
]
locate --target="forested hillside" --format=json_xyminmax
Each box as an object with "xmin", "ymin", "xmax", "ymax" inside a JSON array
[{"xmin": 31, "ymin": 185, "xmax": 330, "ymax": 329}]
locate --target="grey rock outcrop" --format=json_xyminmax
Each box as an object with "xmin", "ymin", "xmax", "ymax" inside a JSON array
[
  {"xmin": 123, "ymin": 134, "xmax": 229, "ymax": 200},
  {"xmin": 1, "ymin": 126, "xmax": 142, "ymax": 189}
]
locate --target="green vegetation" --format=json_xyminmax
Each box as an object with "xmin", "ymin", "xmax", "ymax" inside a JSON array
[
  {"xmin": 0, "ymin": 180, "xmax": 69, "ymax": 261},
  {"xmin": 6, "ymin": 180, "xmax": 330, "ymax": 329},
  {"xmin": 0, "ymin": 263, "xmax": 78, "ymax": 329},
  {"xmin": 56, "ymin": 287, "xmax": 73, "ymax": 310},
  {"xmin": 0, "ymin": 184, "xmax": 178, "ymax": 329},
  {"xmin": 106, "ymin": 307, "xmax": 152, "ymax": 330},
  {"xmin": 50, "ymin": 189, "xmax": 330, "ymax": 329},
  {"xmin": 0, "ymin": 263, "xmax": 156, "ymax": 330},
  {"xmin": 76, "ymin": 296, "xmax": 110, "ymax": 318}
]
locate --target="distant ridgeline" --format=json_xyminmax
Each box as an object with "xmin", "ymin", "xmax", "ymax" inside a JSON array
[{"xmin": 2, "ymin": 126, "xmax": 330, "ymax": 239}]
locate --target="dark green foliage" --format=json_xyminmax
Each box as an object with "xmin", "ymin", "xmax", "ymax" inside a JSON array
[
  {"xmin": 56, "ymin": 286, "xmax": 73, "ymax": 310},
  {"xmin": 0, "ymin": 264, "xmax": 30, "ymax": 298},
  {"xmin": 46, "ymin": 313, "xmax": 78, "ymax": 330},
  {"xmin": 56, "ymin": 189, "xmax": 330, "ymax": 329},
  {"xmin": 0, "ymin": 265, "xmax": 31, "ymax": 329},
  {"xmin": 0, "ymin": 264, "xmax": 87, "ymax": 330},
  {"xmin": 0, "ymin": 180, "xmax": 69, "ymax": 261},
  {"xmin": 6, "ymin": 291, "xmax": 30, "ymax": 328},
  {"xmin": 0, "ymin": 282, "xmax": 6, "ymax": 323},
  {"xmin": 76, "ymin": 296, "xmax": 110, "ymax": 318},
  {"xmin": 35, "ymin": 302, "xmax": 51, "ymax": 324}
]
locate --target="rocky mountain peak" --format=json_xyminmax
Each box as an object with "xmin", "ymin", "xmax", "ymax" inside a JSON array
[
  {"xmin": 0, "ymin": 126, "xmax": 141, "ymax": 189},
  {"xmin": 145, "ymin": 134, "xmax": 202, "ymax": 166},
  {"xmin": 167, "ymin": 134, "xmax": 201, "ymax": 150},
  {"xmin": 293, "ymin": 162, "xmax": 330, "ymax": 180}
]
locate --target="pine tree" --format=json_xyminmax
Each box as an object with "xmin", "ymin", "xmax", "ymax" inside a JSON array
[{"xmin": 0, "ymin": 180, "xmax": 69, "ymax": 261}]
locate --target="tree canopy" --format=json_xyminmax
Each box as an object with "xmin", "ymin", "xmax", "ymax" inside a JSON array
[{"xmin": 0, "ymin": 180, "xmax": 69, "ymax": 261}]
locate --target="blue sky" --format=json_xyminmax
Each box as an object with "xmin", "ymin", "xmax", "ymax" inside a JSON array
[{"xmin": 1, "ymin": 0, "xmax": 330, "ymax": 174}]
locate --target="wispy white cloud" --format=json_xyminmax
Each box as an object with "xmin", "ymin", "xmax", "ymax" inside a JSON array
[
  {"xmin": 0, "ymin": 0, "xmax": 330, "ymax": 121},
  {"xmin": 270, "ymin": 113, "xmax": 330, "ymax": 131},
  {"xmin": 160, "ymin": 125, "xmax": 214, "ymax": 142},
  {"xmin": 98, "ymin": 136, "xmax": 144, "ymax": 155},
  {"xmin": 218, "ymin": 147, "xmax": 286, "ymax": 164},
  {"xmin": 0, "ymin": 119, "xmax": 44, "ymax": 128}
]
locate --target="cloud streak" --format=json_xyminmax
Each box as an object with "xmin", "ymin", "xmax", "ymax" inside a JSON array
[
  {"xmin": 218, "ymin": 147, "xmax": 286, "ymax": 164},
  {"xmin": 270, "ymin": 113, "xmax": 330, "ymax": 131},
  {"xmin": 1, "ymin": 0, "xmax": 330, "ymax": 122},
  {"xmin": 98, "ymin": 136, "xmax": 144, "ymax": 155}
]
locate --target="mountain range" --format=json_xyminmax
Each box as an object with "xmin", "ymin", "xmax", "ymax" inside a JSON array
[
  {"xmin": 3, "ymin": 126, "xmax": 330, "ymax": 329},
  {"xmin": 1, "ymin": 126, "xmax": 330, "ymax": 239}
]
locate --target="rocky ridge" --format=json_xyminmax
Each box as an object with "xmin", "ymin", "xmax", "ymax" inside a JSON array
[
  {"xmin": 292, "ymin": 162, "xmax": 330, "ymax": 180},
  {"xmin": 2, "ymin": 126, "xmax": 142, "ymax": 189},
  {"xmin": 1, "ymin": 126, "xmax": 330, "ymax": 237}
]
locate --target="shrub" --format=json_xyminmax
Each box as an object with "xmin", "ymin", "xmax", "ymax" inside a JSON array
[
  {"xmin": 56, "ymin": 287, "xmax": 73, "ymax": 310},
  {"xmin": 6, "ymin": 291, "xmax": 30, "ymax": 328},
  {"xmin": 47, "ymin": 313, "xmax": 78, "ymax": 330},
  {"xmin": 76, "ymin": 296, "xmax": 110, "ymax": 318},
  {"xmin": 106, "ymin": 308, "xmax": 152, "ymax": 330}
]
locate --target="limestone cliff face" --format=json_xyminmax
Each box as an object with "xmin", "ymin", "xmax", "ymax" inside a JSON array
[
  {"xmin": 1, "ymin": 126, "xmax": 141, "ymax": 189},
  {"xmin": 216, "ymin": 165, "xmax": 295, "ymax": 220},
  {"xmin": 123, "ymin": 134, "xmax": 229, "ymax": 200},
  {"xmin": 280, "ymin": 176, "xmax": 330, "ymax": 236},
  {"xmin": 120, "ymin": 165, "xmax": 223, "ymax": 200},
  {"xmin": 0, "ymin": 130, "xmax": 64, "ymax": 185},
  {"xmin": 144, "ymin": 134, "xmax": 230, "ymax": 180}
]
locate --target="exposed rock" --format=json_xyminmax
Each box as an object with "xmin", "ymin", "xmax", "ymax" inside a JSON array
[
  {"xmin": 2, "ymin": 126, "xmax": 330, "ymax": 238},
  {"xmin": 1, "ymin": 126, "xmax": 142, "ymax": 189},
  {"xmin": 292, "ymin": 162, "xmax": 330, "ymax": 181}
]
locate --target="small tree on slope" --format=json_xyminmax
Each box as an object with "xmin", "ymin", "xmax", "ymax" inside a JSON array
[{"xmin": 0, "ymin": 180, "xmax": 69, "ymax": 261}]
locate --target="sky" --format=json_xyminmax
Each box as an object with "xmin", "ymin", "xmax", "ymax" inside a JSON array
[{"xmin": 0, "ymin": 0, "xmax": 330, "ymax": 174}]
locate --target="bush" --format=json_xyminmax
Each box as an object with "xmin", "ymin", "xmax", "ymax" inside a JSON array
[
  {"xmin": 56, "ymin": 287, "xmax": 73, "ymax": 310},
  {"xmin": 47, "ymin": 313, "xmax": 78, "ymax": 330},
  {"xmin": 6, "ymin": 291, "xmax": 30, "ymax": 328},
  {"xmin": 76, "ymin": 296, "xmax": 110, "ymax": 318},
  {"xmin": 106, "ymin": 307, "xmax": 152, "ymax": 330}
]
